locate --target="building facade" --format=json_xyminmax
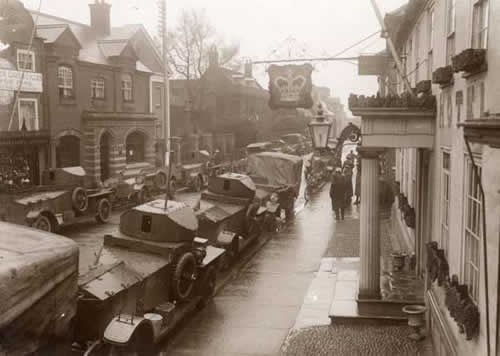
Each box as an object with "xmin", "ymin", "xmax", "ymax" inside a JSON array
[
  {"xmin": 378, "ymin": 0, "xmax": 499, "ymax": 355},
  {"xmin": 28, "ymin": 1, "xmax": 163, "ymax": 183},
  {"xmin": 0, "ymin": 0, "xmax": 48, "ymax": 186}
]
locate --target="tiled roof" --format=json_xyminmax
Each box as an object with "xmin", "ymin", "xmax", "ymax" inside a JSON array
[{"xmin": 30, "ymin": 11, "xmax": 161, "ymax": 71}]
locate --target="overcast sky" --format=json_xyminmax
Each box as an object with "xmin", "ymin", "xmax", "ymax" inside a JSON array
[{"xmin": 25, "ymin": 0, "xmax": 407, "ymax": 113}]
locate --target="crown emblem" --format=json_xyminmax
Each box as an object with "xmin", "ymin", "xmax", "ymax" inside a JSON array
[{"xmin": 274, "ymin": 68, "xmax": 306, "ymax": 102}]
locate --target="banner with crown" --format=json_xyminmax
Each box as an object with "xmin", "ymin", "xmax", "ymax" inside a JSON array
[{"xmin": 268, "ymin": 63, "xmax": 313, "ymax": 110}]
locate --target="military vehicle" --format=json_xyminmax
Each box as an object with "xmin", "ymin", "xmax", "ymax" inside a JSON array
[
  {"xmin": 246, "ymin": 151, "xmax": 303, "ymax": 221},
  {"xmin": 195, "ymin": 173, "xmax": 264, "ymax": 263},
  {"xmin": 0, "ymin": 222, "xmax": 79, "ymax": 355},
  {"xmin": 74, "ymin": 199, "xmax": 225, "ymax": 354},
  {"xmin": 0, "ymin": 166, "xmax": 113, "ymax": 232}
]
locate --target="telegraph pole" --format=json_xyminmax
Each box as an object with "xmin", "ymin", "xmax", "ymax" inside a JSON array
[{"xmin": 158, "ymin": 0, "xmax": 172, "ymax": 208}]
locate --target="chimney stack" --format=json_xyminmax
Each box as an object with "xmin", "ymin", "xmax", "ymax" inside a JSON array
[{"xmin": 89, "ymin": 0, "xmax": 111, "ymax": 37}]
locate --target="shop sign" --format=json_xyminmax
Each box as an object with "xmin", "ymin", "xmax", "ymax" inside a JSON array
[
  {"xmin": 268, "ymin": 64, "xmax": 313, "ymax": 110},
  {"xmin": 0, "ymin": 69, "xmax": 43, "ymax": 93},
  {"xmin": 358, "ymin": 55, "xmax": 388, "ymax": 76}
]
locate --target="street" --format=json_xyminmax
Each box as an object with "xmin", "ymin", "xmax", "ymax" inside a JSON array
[{"xmin": 160, "ymin": 184, "xmax": 335, "ymax": 355}]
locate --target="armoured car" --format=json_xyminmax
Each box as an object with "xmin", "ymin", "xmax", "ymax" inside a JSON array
[
  {"xmin": 75, "ymin": 199, "xmax": 225, "ymax": 354},
  {"xmin": 0, "ymin": 166, "xmax": 113, "ymax": 232}
]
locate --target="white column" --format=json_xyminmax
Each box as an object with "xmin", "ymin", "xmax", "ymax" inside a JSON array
[{"xmin": 358, "ymin": 147, "xmax": 383, "ymax": 300}]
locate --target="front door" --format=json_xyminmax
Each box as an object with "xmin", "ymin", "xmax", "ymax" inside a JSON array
[{"xmin": 100, "ymin": 133, "xmax": 111, "ymax": 182}]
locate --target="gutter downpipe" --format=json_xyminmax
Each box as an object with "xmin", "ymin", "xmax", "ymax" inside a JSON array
[
  {"xmin": 464, "ymin": 136, "xmax": 491, "ymax": 356},
  {"xmin": 369, "ymin": 0, "xmax": 414, "ymax": 96}
]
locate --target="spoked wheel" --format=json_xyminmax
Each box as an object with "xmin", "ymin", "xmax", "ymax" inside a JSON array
[
  {"xmin": 72, "ymin": 187, "xmax": 88, "ymax": 213},
  {"xmin": 95, "ymin": 198, "xmax": 111, "ymax": 224},
  {"xmin": 172, "ymin": 252, "xmax": 197, "ymax": 302},
  {"xmin": 33, "ymin": 214, "xmax": 54, "ymax": 232}
]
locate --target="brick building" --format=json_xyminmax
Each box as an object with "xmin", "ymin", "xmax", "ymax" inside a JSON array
[
  {"xmin": 0, "ymin": 0, "xmax": 47, "ymax": 185},
  {"xmin": 31, "ymin": 0, "xmax": 163, "ymax": 183}
]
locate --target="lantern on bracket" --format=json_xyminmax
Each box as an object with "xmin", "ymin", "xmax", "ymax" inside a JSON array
[{"xmin": 307, "ymin": 103, "xmax": 332, "ymax": 150}]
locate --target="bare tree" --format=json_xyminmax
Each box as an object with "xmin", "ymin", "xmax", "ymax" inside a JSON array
[{"xmin": 163, "ymin": 9, "xmax": 240, "ymax": 132}]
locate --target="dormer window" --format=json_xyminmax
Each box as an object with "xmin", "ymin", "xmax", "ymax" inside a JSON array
[
  {"xmin": 58, "ymin": 66, "xmax": 74, "ymax": 98},
  {"xmin": 17, "ymin": 49, "xmax": 35, "ymax": 72},
  {"xmin": 121, "ymin": 73, "xmax": 133, "ymax": 102}
]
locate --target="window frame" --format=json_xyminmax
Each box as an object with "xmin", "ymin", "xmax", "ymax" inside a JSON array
[
  {"xmin": 17, "ymin": 49, "xmax": 35, "ymax": 72},
  {"xmin": 445, "ymin": 0, "xmax": 456, "ymax": 65},
  {"xmin": 90, "ymin": 77, "xmax": 105, "ymax": 99},
  {"xmin": 17, "ymin": 98, "xmax": 39, "ymax": 131},
  {"xmin": 58, "ymin": 65, "xmax": 74, "ymax": 98},
  {"xmin": 441, "ymin": 151, "xmax": 451, "ymax": 256},
  {"xmin": 121, "ymin": 73, "xmax": 133, "ymax": 102},
  {"xmin": 463, "ymin": 156, "xmax": 482, "ymax": 303},
  {"xmin": 471, "ymin": 0, "xmax": 489, "ymax": 49}
]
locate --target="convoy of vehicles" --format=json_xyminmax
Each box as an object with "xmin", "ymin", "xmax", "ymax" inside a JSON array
[
  {"xmin": 0, "ymin": 166, "xmax": 113, "ymax": 232},
  {"xmin": 0, "ymin": 137, "xmax": 312, "ymax": 355}
]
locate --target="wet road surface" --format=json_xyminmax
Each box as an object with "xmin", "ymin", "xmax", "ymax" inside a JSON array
[{"xmin": 161, "ymin": 186, "xmax": 335, "ymax": 356}]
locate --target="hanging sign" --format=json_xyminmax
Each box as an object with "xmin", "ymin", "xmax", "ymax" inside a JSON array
[
  {"xmin": 358, "ymin": 55, "xmax": 388, "ymax": 76},
  {"xmin": 268, "ymin": 63, "xmax": 313, "ymax": 110},
  {"xmin": 0, "ymin": 69, "xmax": 43, "ymax": 93}
]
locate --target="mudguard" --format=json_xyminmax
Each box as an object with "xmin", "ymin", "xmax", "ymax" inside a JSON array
[{"xmin": 103, "ymin": 315, "xmax": 150, "ymax": 345}]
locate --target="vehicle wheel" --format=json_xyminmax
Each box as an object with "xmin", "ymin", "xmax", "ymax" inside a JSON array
[
  {"xmin": 33, "ymin": 214, "xmax": 54, "ymax": 232},
  {"xmin": 172, "ymin": 252, "xmax": 197, "ymax": 302},
  {"xmin": 136, "ymin": 188, "xmax": 150, "ymax": 204},
  {"xmin": 154, "ymin": 172, "xmax": 167, "ymax": 189},
  {"xmin": 71, "ymin": 187, "xmax": 88, "ymax": 213},
  {"xmin": 168, "ymin": 178, "xmax": 177, "ymax": 199},
  {"xmin": 197, "ymin": 266, "xmax": 217, "ymax": 309},
  {"xmin": 192, "ymin": 175, "xmax": 202, "ymax": 192},
  {"xmin": 95, "ymin": 198, "xmax": 111, "ymax": 224}
]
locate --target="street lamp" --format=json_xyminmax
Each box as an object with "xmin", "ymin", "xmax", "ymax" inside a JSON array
[{"xmin": 308, "ymin": 103, "xmax": 332, "ymax": 150}]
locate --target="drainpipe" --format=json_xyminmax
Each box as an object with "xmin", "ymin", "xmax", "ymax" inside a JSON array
[{"xmin": 464, "ymin": 136, "xmax": 490, "ymax": 356}]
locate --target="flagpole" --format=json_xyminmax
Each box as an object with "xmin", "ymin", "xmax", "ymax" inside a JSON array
[{"xmin": 159, "ymin": 0, "xmax": 171, "ymax": 209}]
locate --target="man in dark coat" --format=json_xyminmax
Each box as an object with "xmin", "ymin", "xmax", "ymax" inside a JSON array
[
  {"xmin": 343, "ymin": 165, "xmax": 353, "ymax": 206},
  {"xmin": 330, "ymin": 168, "xmax": 346, "ymax": 220}
]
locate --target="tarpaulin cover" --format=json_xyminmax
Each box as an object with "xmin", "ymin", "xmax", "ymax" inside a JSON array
[
  {"xmin": 247, "ymin": 152, "xmax": 303, "ymax": 188},
  {"xmin": 0, "ymin": 222, "xmax": 78, "ymax": 328}
]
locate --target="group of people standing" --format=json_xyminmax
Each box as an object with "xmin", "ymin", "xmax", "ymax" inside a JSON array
[{"xmin": 329, "ymin": 150, "xmax": 361, "ymax": 221}]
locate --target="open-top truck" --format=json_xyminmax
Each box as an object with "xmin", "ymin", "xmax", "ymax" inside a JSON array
[
  {"xmin": 0, "ymin": 222, "xmax": 79, "ymax": 355},
  {"xmin": 74, "ymin": 199, "xmax": 225, "ymax": 355}
]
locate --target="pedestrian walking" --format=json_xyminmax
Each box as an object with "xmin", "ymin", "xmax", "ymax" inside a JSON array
[
  {"xmin": 330, "ymin": 168, "xmax": 346, "ymax": 220},
  {"xmin": 343, "ymin": 166, "xmax": 353, "ymax": 206},
  {"xmin": 354, "ymin": 162, "xmax": 361, "ymax": 204}
]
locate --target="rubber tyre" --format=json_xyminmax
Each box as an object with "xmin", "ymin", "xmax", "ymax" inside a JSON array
[
  {"xmin": 192, "ymin": 175, "xmax": 202, "ymax": 192},
  {"xmin": 172, "ymin": 252, "xmax": 197, "ymax": 302},
  {"xmin": 154, "ymin": 172, "xmax": 167, "ymax": 189},
  {"xmin": 197, "ymin": 266, "xmax": 217, "ymax": 309},
  {"xmin": 95, "ymin": 198, "xmax": 111, "ymax": 224},
  {"xmin": 71, "ymin": 187, "xmax": 88, "ymax": 213},
  {"xmin": 33, "ymin": 214, "xmax": 54, "ymax": 232}
]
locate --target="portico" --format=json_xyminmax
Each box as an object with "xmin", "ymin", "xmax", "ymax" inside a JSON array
[{"xmin": 350, "ymin": 96, "xmax": 436, "ymax": 311}]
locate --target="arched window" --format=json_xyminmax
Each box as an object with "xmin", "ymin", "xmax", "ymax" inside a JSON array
[
  {"xmin": 58, "ymin": 66, "xmax": 73, "ymax": 98},
  {"xmin": 57, "ymin": 135, "xmax": 80, "ymax": 167},
  {"xmin": 126, "ymin": 131, "xmax": 145, "ymax": 163},
  {"xmin": 121, "ymin": 73, "xmax": 133, "ymax": 101}
]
